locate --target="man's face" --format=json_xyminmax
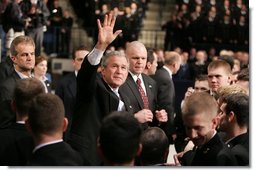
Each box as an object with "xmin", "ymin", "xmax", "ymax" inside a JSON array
[
  {"xmin": 183, "ymin": 113, "xmax": 217, "ymax": 147},
  {"xmin": 194, "ymin": 80, "xmax": 210, "ymax": 92},
  {"xmin": 73, "ymin": 50, "xmax": 89, "ymax": 71},
  {"xmin": 217, "ymin": 102, "xmax": 231, "ymax": 132},
  {"xmin": 12, "ymin": 43, "xmax": 35, "ymax": 72},
  {"xmin": 208, "ymin": 67, "xmax": 231, "ymax": 92},
  {"xmin": 147, "ymin": 53, "xmax": 158, "ymax": 75},
  {"xmin": 101, "ymin": 56, "xmax": 129, "ymax": 88},
  {"xmin": 127, "ymin": 46, "xmax": 147, "ymax": 75}
]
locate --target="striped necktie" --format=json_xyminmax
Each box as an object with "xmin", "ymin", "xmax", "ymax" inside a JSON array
[{"xmin": 136, "ymin": 78, "xmax": 149, "ymax": 109}]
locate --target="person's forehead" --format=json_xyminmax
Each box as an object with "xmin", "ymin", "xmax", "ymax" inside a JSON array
[
  {"xmin": 108, "ymin": 55, "xmax": 128, "ymax": 64},
  {"xmin": 208, "ymin": 67, "xmax": 228, "ymax": 75}
]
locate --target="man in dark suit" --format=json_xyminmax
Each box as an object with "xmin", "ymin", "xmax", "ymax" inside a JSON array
[
  {"xmin": 218, "ymin": 93, "xmax": 249, "ymax": 166},
  {"xmin": 0, "ymin": 78, "xmax": 45, "ymax": 166},
  {"xmin": 68, "ymin": 12, "xmax": 132, "ymax": 165},
  {"xmin": 0, "ymin": 55, "xmax": 14, "ymax": 83},
  {"xmin": 120, "ymin": 41, "xmax": 168, "ymax": 130},
  {"xmin": 151, "ymin": 51, "xmax": 181, "ymax": 144},
  {"xmin": 174, "ymin": 92, "xmax": 237, "ymax": 166},
  {"xmin": 26, "ymin": 93, "xmax": 83, "ymax": 166},
  {"xmin": 55, "ymin": 45, "xmax": 89, "ymax": 140},
  {"xmin": 0, "ymin": 35, "xmax": 35, "ymax": 128}
]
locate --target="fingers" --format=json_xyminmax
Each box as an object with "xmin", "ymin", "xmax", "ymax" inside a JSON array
[
  {"xmin": 113, "ymin": 30, "xmax": 122, "ymax": 38},
  {"xmin": 109, "ymin": 12, "xmax": 116, "ymax": 27},
  {"xmin": 97, "ymin": 19, "xmax": 102, "ymax": 31},
  {"xmin": 103, "ymin": 13, "xmax": 108, "ymax": 27}
]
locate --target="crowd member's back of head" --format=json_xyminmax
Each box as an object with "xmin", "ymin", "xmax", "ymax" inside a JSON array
[
  {"xmin": 139, "ymin": 127, "xmax": 169, "ymax": 166},
  {"xmin": 26, "ymin": 93, "xmax": 83, "ymax": 166},
  {"xmin": 0, "ymin": 78, "xmax": 45, "ymax": 166},
  {"xmin": 97, "ymin": 111, "xmax": 142, "ymax": 166},
  {"xmin": 236, "ymin": 68, "xmax": 249, "ymax": 95},
  {"xmin": 13, "ymin": 78, "xmax": 45, "ymax": 118}
]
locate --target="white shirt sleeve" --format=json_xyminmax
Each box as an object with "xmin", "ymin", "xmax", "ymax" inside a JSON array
[{"xmin": 87, "ymin": 48, "xmax": 104, "ymax": 65}]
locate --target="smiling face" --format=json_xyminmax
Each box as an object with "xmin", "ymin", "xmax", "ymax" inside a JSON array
[
  {"xmin": 101, "ymin": 55, "xmax": 129, "ymax": 88},
  {"xmin": 183, "ymin": 112, "xmax": 217, "ymax": 146}
]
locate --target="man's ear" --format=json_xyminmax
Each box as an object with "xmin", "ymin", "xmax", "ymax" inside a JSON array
[
  {"xmin": 62, "ymin": 117, "xmax": 68, "ymax": 132},
  {"xmin": 25, "ymin": 119, "xmax": 32, "ymax": 134},
  {"xmin": 228, "ymin": 111, "xmax": 235, "ymax": 123},
  {"xmin": 212, "ymin": 115, "xmax": 220, "ymax": 129},
  {"xmin": 136, "ymin": 143, "xmax": 143, "ymax": 157},
  {"xmin": 146, "ymin": 62, "xmax": 151, "ymax": 69}
]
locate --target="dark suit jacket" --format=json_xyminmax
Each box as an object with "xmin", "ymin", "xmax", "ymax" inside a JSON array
[
  {"xmin": 0, "ymin": 56, "xmax": 14, "ymax": 83},
  {"xmin": 68, "ymin": 57, "xmax": 133, "ymax": 165},
  {"xmin": 181, "ymin": 133, "xmax": 238, "ymax": 166},
  {"xmin": 227, "ymin": 133, "xmax": 249, "ymax": 166},
  {"xmin": 0, "ymin": 123, "xmax": 34, "ymax": 166},
  {"xmin": 120, "ymin": 73, "xmax": 158, "ymax": 129},
  {"xmin": 0, "ymin": 71, "xmax": 21, "ymax": 128},
  {"xmin": 151, "ymin": 67, "xmax": 175, "ymax": 142},
  {"xmin": 55, "ymin": 72, "xmax": 76, "ymax": 140},
  {"xmin": 27, "ymin": 141, "xmax": 83, "ymax": 166}
]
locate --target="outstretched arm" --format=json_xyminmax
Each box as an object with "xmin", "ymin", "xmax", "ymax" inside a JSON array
[{"xmin": 95, "ymin": 12, "xmax": 122, "ymax": 51}]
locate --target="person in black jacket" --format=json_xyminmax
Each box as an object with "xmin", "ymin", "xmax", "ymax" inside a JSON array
[
  {"xmin": 174, "ymin": 92, "xmax": 237, "ymax": 166},
  {"xmin": 218, "ymin": 93, "xmax": 249, "ymax": 165},
  {"xmin": 26, "ymin": 93, "xmax": 83, "ymax": 166},
  {"xmin": 68, "ymin": 12, "xmax": 132, "ymax": 165}
]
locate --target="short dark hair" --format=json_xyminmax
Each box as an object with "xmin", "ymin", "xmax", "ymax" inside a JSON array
[
  {"xmin": 237, "ymin": 68, "xmax": 249, "ymax": 81},
  {"xmin": 99, "ymin": 111, "xmax": 141, "ymax": 164},
  {"xmin": 28, "ymin": 94, "xmax": 65, "ymax": 137},
  {"xmin": 72, "ymin": 45, "xmax": 89, "ymax": 60},
  {"xmin": 35, "ymin": 56, "xmax": 48, "ymax": 66},
  {"xmin": 140, "ymin": 127, "xmax": 169, "ymax": 165},
  {"xmin": 222, "ymin": 93, "xmax": 249, "ymax": 127},
  {"xmin": 14, "ymin": 78, "xmax": 45, "ymax": 117},
  {"xmin": 147, "ymin": 48, "xmax": 156, "ymax": 64},
  {"xmin": 195, "ymin": 74, "xmax": 208, "ymax": 82}
]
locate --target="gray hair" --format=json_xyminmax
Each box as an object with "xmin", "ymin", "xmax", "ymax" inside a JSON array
[{"xmin": 101, "ymin": 51, "xmax": 128, "ymax": 67}]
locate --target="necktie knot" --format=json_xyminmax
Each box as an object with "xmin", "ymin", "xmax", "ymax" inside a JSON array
[{"xmin": 136, "ymin": 78, "xmax": 141, "ymax": 85}]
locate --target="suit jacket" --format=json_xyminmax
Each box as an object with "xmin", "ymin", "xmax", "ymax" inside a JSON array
[
  {"xmin": 55, "ymin": 72, "xmax": 76, "ymax": 140},
  {"xmin": 120, "ymin": 73, "xmax": 158, "ymax": 129},
  {"xmin": 27, "ymin": 141, "xmax": 83, "ymax": 166},
  {"xmin": 0, "ymin": 56, "xmax": 14, "ymax": 82},
  {"xmin": 181, "ymin": 133, "xmax": 238, "ymax": 166},
  {"xmin": 0, "ymin": 70, "xmax": 21, "ymax": 128},
  {"xmin": 151, "ymin": 67, "xmax": 175, "ymax": 142},
  {"xmin": 227, "ymin": 132, "xmax": 249, "ymax": 166},
  {"xmin": 68, "ymin": 57, "xmax": 133, "ymax": 165},
  {"xmin": 0, "ymin": 123, "xmax": 34, "ymax": 166}
]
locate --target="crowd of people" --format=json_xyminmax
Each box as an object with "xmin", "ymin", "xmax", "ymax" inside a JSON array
[
  {"xmin": 0, "ymin": 1, "xmax": 250, "ymax": 167},
  {"xmin": 0, "ymin": 0, "xmax": 73, "ymax": 60},
  {"xmin": 163, "ymin": 0, "xmax": 249, "ymax": 52}
]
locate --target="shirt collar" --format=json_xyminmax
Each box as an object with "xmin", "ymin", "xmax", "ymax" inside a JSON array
[{"xmin": 33, "ymin": 139, "xmax": 63, "ymax": 153}]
